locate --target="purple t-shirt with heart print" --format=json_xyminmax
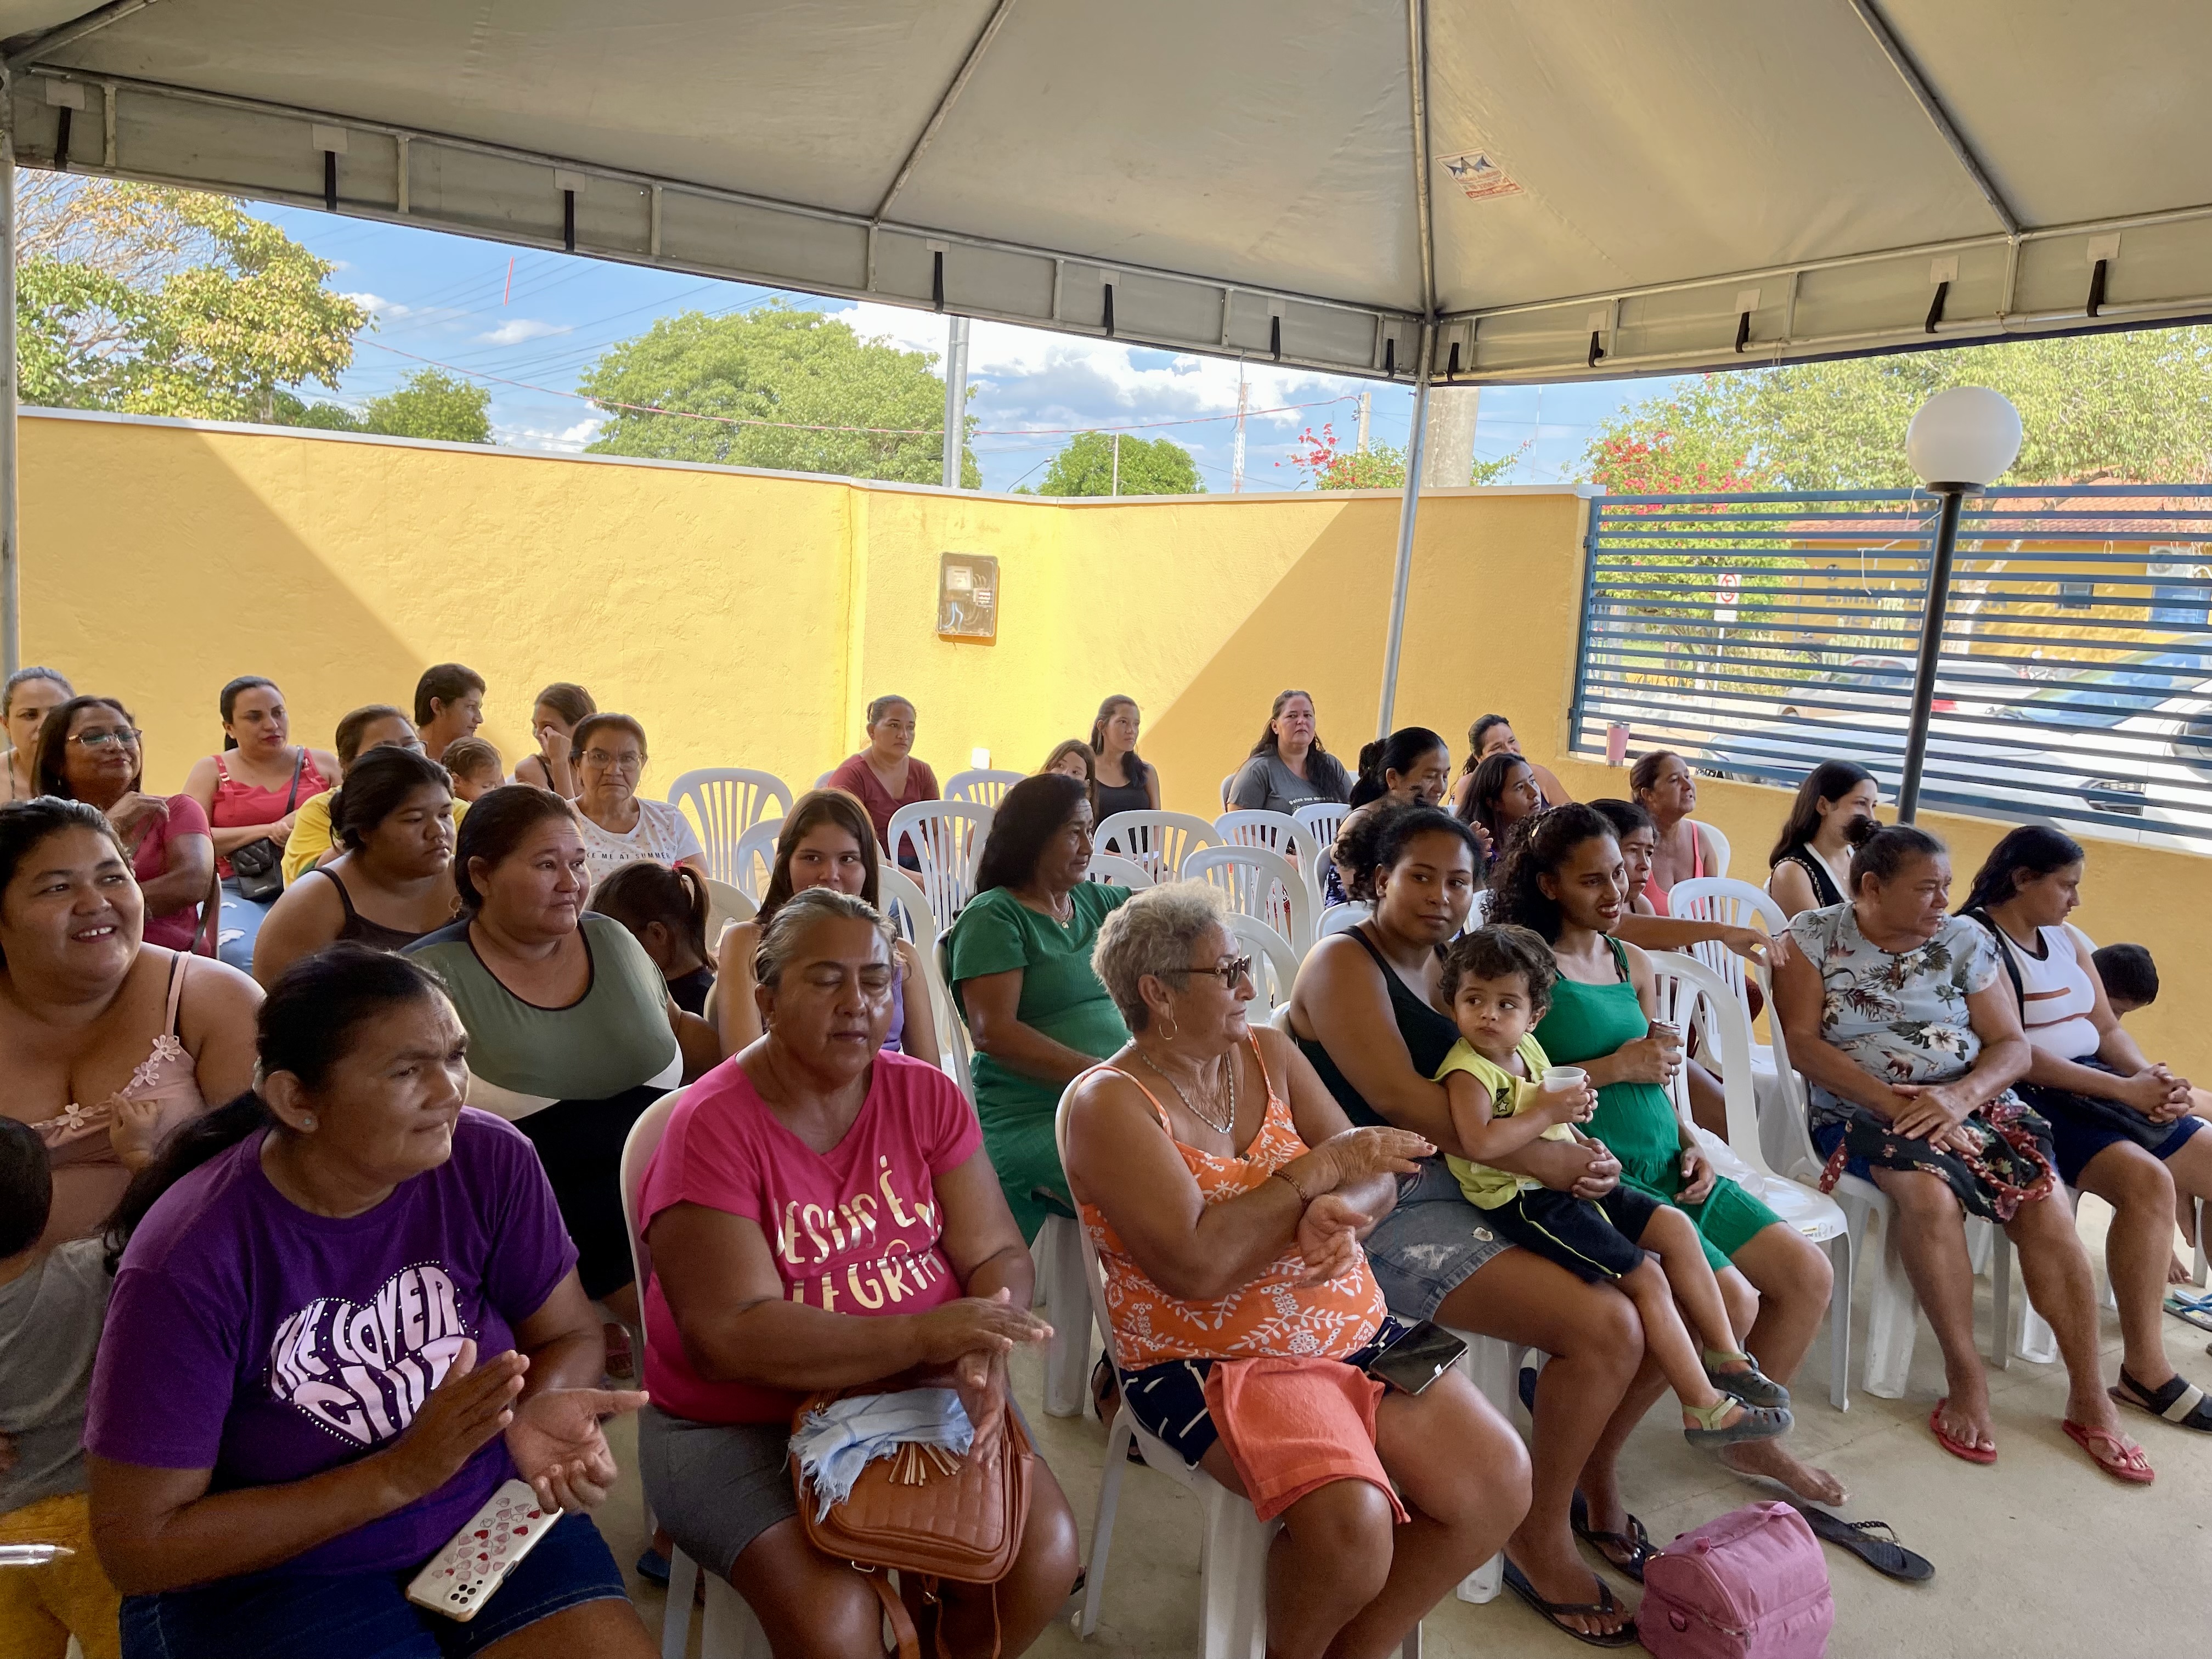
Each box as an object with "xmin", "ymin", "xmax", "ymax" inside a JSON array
[{"xmin": 86, "ymin": 1109, "xmax": 577, "ymax": 1576}]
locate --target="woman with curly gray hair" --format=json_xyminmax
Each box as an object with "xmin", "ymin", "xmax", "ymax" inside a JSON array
[{"xmin": 1064, "ymin": 881, "xmax": 1527, "ymax": 1659}]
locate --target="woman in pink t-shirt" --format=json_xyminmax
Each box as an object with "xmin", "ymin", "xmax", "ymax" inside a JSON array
[{"xmin": 637, "ymin": 887, "xmax": 1078, "ymax": 1656}]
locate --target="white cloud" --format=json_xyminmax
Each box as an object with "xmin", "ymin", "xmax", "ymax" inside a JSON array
[
  {"xmin": 494, "ymin": 415, "xmax": 602, "ymax": 454},
  {"xmin": 477, "ymin": 318, "xmax": 572, "ymax": 347}
]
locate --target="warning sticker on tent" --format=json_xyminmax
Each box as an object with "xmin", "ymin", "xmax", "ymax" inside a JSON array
[{"xmin": 1440, "ymin": 151, "xmax": 1520, "ymax": 201}]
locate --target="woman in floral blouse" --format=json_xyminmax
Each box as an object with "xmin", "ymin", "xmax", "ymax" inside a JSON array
[{"xmin": 1771, "ymin": 826, "xmax": 2150, "ymax": 1482}]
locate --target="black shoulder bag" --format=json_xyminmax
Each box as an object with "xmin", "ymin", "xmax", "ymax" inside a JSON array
[{"xmin": 227, "ymin": 751, "xmax": 304, "ymax": 901}]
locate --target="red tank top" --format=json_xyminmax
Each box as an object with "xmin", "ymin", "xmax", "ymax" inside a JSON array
[{"xmin": 211, "ymin": 751, "xmax": 330, "ymax": 877}]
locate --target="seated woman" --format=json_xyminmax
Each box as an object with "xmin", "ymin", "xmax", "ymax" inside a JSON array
[
  {"xmin": 1088, "ymin": 694, "xmax": 1161, "ymax": 819},
  {"xmin": 252, "ymin": 746, "xmax": 460, "ymax": 987},
  {"xmin": 946, "ymin": 774, "xmax": 1131, "ymax": 1242},
  {"xmin": 0, "ymin": 799, "xmax": 260, "ymax": 1253},
  {"xmin": 3, "ymin": 665, "xmax": 72, "ymax": 803},
  {"xmin": 568, "ymin": 714, "xmax": 707, "ymax": 888},
  {"xmin": 714, "ymin": 789, "xmax": 939, "ymax": 1065},
  {"xmin": 1766, "ymin": 761, "xmax": 1879, "ymax": 918},
  {"xmin": 1289, "ymin": 801, "xmax": 1648, "ymax": 1642},
  {"xmin": 408, "ymin": 786, "xmax": 720, "ymax": 1328},
  {"xmin": 86, "ymin": 946, "xmax": 653, "ymax": 1659},
  {"xmin": 183, "ymin": 678, "xmax": 342, "ymax": 973},
  {"xmin": 1460, "ymin": 749, "xmax": 1545, "ymax": 871},
  {"xmin": 1448, "ymin": 713, "xmax": 1571, "ymax": 818},
  {"xmin": 1627, "ymin": 751, "xmax": 1726, "ymax": 913},
  {"xmin": 1039, "ymin": 738, "xmax": 1094, "ymax": 786},
  {"xmin": 513, "ymin": 681, "xmax": 595, "ymax": 798},
  {"xmin": 1065, "ymin": 883, "xmax": 1526, "ymax": 1659},
  {"xmin": 639, "ymin": 888, "xmax": 1079, "ymax": 1659},
  {"xmin": 1227, "ymin": 689, "xmax": 1353, "ymax": 817},
  {"xmin": 1323, "ymin": 725, "xmax": 1454, "ymax": 906},
  {"xmin": 827, "ymin": 694, "xmax": 939, "ymax": 854},
  {"xmin": 36, "ymin": 696, "xmax": 212, "ymax": 951},
  {"xmin": 280, "ymin": 705, "xmax": 434, "ymax": 885},
  {"xmin": 1771, "ymin": 825, "xmax": 2148, "ymax": 1479},
  {"xmin": 1491, "ymin": 805, "xmax": 1839, "ymax": 1504},
  {"xmin": 589, "ymin": 860, "xmax": 716, "ymax": 1016},
  {"xmin": 1961, "ymin": 826, "xmax": 2211, "ymax": 1436}
]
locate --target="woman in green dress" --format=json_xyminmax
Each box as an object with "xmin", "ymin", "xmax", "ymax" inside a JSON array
[
  {"xmin": 946, "ymin": 772, "xmax": 1132, "ymax": 1240},
  {"xmin": 1490, "ymin": 803, "xmax": 1842, "ymax": 1509}
]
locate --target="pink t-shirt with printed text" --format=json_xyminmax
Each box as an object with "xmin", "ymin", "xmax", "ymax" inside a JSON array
[{"xmin": 639, "ymin": 1049, "xmax": 983, "ymax": 1425}]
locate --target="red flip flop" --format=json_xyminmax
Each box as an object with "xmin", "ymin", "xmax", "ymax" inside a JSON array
[
  {"xmin": 2062, "ymin": 1420, "xmax": 2154, "ymax": 1485},
  {"xmin": 1929, "ymin": 1401, "xmax": 1996, "ymax": 1464}
]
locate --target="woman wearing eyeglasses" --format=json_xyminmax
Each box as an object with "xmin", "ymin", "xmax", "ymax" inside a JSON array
[
  {"xmin": 567, "ymin": 713, "xmax": 707, "ymax": 889},
  {"xmin": 36, "ymin": 696, "xmax": 213, "ymax": 951}
]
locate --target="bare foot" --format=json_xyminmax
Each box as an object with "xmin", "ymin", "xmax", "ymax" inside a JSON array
[
  {"xmin": 2063, "ymin": 1379, "xmax": 2123, "ymax": 1438},
  {"xmin": 2170, "ymin": 1253, "xmax": 2193, "ymax": 1286},
  {"xmin": 1718, "ymin": 1437, "xmax": 1848, "ymax": 1504},
  {"xmin": 1504, "ymin": 1531, "xmax": 1632, "ymax": 1641},
  {"xmin": 1933, "ymin": 1392, "xmax": 1996, "ymax": 1456}
]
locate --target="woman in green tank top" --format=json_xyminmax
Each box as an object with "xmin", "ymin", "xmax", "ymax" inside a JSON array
[{"xmin": 1491, "ymin": 804, "xmax": 1843, "ymax": 1511}]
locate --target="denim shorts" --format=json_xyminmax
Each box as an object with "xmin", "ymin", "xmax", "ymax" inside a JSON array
[
  {"xmin": 1362, "ymin": 1156, "xmax": 1517, "ymax": 1319},
  {"xmin": 119, "ymin": 1511, "xmax": 627, "ymax": 1659}
]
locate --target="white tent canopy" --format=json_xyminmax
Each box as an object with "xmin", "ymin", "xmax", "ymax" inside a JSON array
[{"xmin": 3, "ymin": 0, "xmax": 2211, "ymax": 385}]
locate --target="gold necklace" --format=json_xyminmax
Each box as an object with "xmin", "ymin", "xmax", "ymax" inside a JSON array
[{"xmin": 1138, "ymin": 1047, "xmax": 1235, "ymax": 1136}]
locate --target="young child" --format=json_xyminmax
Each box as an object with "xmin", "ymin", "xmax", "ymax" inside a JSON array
[
  {"xmin": 588, "ymin": 859, "xmax": 716, "ymax": 1015},
  {"xmin": 438, "ymin": 734, "xmax": 505, "ymax": 802},
  {"xmin": 1435, "ymin": 926, "xmax": 1792, "ymax": 1451},
  {"xmin": 0, "ymin": 1119, "xmax": 122, "ymax": 1659},
  {"xmin": 2095, "ymin": 942, "xmax": 2211, "ymax": 1280}
]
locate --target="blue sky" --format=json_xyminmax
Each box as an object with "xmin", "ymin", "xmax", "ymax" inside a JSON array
[{"xmin": 261, "ymin": 203, "xmax": 1686, "ymax": 493}]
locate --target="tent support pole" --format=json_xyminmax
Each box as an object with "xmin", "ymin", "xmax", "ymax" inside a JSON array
[
  {"xmin": 1376, "ymin": 324, "xmax": 1434, "ymax": 740},
  {"xmin": 1895, "ymin": 484, "xmax": 1964, "ymax": 823},
  {"xmin": 0, "ymin": 89, "xmax": 18, "ymax": 679}
]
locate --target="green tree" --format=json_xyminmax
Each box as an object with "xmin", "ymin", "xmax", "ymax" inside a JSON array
[
  {"xmin": 1035, "ymin": 430, "xmax": 1203, "ymax": 496},
  {"xmin": 579, "ymin": 301, "xmax": 977, "ymax": 484},
  {"xmin": 1287, "ymin": 421, "xmax": 1528, "ymax": 489},
  {"xmin": 360, "ymin": 368, "xmax": 492, "ymax": 443},
  {"xmin": 15, "ymin": 173, "xmax": 364, "ymax": 421},
  {"xmin": 1582, "ymin": 328, "xmax": 2212, "ymax": 489}
]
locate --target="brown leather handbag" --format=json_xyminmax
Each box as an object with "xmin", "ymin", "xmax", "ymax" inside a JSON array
[{"xmin": 792, "ymin": 1385, "xmax": 1034, "ymax": 1659}]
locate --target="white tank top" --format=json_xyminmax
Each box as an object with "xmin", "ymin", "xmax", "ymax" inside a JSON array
[{"xmin": 1995, "ymin": 923, "xmax": 2100, "ymax": 1060}]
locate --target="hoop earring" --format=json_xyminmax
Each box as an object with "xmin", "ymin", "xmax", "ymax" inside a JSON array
[{"xmin": 1159, "ymin": 1013, "xmax": 1178, "ymax": 1043}]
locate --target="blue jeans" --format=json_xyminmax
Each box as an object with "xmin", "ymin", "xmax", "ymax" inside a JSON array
[{"xmin": 213, "ymin": 876, "xmax": 275, "ymax": 972}]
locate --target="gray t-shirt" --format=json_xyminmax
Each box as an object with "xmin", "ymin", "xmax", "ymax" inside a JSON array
[
  {"xmin": 0, "ymin": 1238, "xmax": 111, "ymax": 1513},
  {"xmin": 1228, "ymin": 751, "xmax": 1353, "ymax": 818}
]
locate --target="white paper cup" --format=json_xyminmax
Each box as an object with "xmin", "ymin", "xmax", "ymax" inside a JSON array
[{"xmin": 1542, "ymin": 1066, "xmax": 1588, "ymax": 1093}]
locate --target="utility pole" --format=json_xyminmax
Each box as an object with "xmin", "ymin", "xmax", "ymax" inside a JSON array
[
  {"xmin": 940, "ymin": 314, "xmax": 969, "ymax": 490},
  {"xmin": 1420, "ymin": 384, "xmax": 1480, "ymax": 488},
  {"xmin": 1231, "ymin": 368, "xmax": 1249, "ymax": 494},
  {"xmin": 1356, "ymin": 390, "xmax": 1372, "ymax": 454},
  {"xmin": 1110, "ymin": 431, "xmax": 1120, "ymax": 496}
]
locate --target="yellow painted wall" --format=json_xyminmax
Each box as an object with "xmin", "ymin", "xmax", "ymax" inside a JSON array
[{"xmin": 21, "ymin": 409, "xmax": 2207, "ymax": 1078}]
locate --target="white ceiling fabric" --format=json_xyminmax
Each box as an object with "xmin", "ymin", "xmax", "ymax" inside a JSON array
[{"xmin": 4, "ymin": 0, "xmax": 2209, "ymax": 382}]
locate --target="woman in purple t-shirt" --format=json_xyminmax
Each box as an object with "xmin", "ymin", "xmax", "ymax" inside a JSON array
[{"xmin": 84, "ymin": 945, "xmax": 657, "ymax": 1659}]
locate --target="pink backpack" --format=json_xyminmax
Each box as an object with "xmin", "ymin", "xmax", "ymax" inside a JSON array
[{"xmin": 1638, "ymin": 1502, "xmax": 1833, "ymax": 1659}]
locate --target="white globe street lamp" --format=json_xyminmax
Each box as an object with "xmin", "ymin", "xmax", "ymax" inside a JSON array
[{"xmin": 1895, "ymin": 387, "xmax": 2023, "ymax": 822}]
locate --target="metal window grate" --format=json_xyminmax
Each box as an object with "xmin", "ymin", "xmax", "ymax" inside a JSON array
[{"xmin": 1570, "ymin": 486, "xmax": 2212, "ymax": 851}]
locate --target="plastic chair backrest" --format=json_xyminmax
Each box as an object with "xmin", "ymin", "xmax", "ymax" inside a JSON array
[
  {"xmin": 619, "ymin": 1087, "xmax": 689, "ymax": 1300},
  {"xmin": 1220, "ymin": 773, "xmax": 1237, "ymax": 811},
  {"xmin": 1757, "ymin": 960, "xmax": 1827, "ymax": 1184},
  {"xmin": 1645, "ymin": 952, "xmax": 1778, "ymax": 1178},
  {"xmin": 1053, "ymin": 1080, "xmax": 1126, "ymax": 1372},
  {"xmin": 1668, "ymin": 876, "xmax": 1784, "ymax": 1034},
  {"xmin": 1085, "ymin": 853, "xmax": 1154, "ymax": 889},
  {"xmin": 934, "ymin": 934, "xmax": 978, "ymax": 1106},
  {"xmin": 1228, "ymin": 912, "xmax": 1301, "ymax": 1013},
  {"xmin": 1183, "ymin": 843, "xmax": 1314, "ymax": 957},
  {"xmin": 1318, "ymin": 901, "xmax": 1372, "ymax": 938},
  {"xmin": 1213, "ymin": 809, "xmax": 1307, "ymax": 862},
  {"xmin": 877, "ymin": 864, "xmax": 938, "ymax": 955},
  {"xmin": 1095, "ymin": 810, "xmax": 1222, "ymax": 882},
  {"xmin": 1292, "ymin": 802, "xmax": 1348, "ymax": 855},
  {"xmin": 667, "ymin": 769, "xmax": 794, "ymax": 885},
  {"xmin": 701, "ymin": 877, "xmax": 756, "ymax": 957},
  {"xmin": 1702, "ymin": 820, "xmax": 1732, "ymax": 878},
  {"xmin": 944, "ymin": 768, "xmax": 1027, "ymax": 808},
  {"xmin": 815, "ymin": 770, "xmax": 837, "ymax": 790},
  {"xmin": 731, "ymin": 817, "xmax": 784, "ymax": 902},
  {"xmin": 888, "ymin": 802, "xmax": 992, "ymax": 936}
]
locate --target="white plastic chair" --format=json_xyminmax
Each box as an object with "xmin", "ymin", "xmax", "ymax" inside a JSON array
[
  {"xmin": 619, "ymin": 1090, "xmax": 774, "ymax": 1659},
  {"xmin": 888, "ymin": 801, "xmax": 991, "ymax": 937},
  {"xmin": 1053, "ymin": 1088, "xmax": 1422, "ymax": 1659},
  {"xmin": 944, "ymin": 768, "xmax": 1026, "ymax": 808},
  {"xmin": 1227, "ymin": 912, "xmax": 1301, "ymax": 1014},
  {"xmin": 1700, "ymin": 819, "xmax": 1732, "ymax": 878},
  {"xmin": 1214, "ymin": 809, "xmax": 1307, "ymax": 860},
  {"xmin": 701, "ymin": 877, "xmax": 757, "ymax": 959},
  {"xmin": 1184, "ymin": 844, "xmax": 1316, "ymax": 958},
  {"xmin": 1435, "ymin": 1327, "xmax": 1531, "ymax": 1605},
  {"xmin": 1095, "ymin": 810, "xmax": 1222, "ymax": 883},
  {"xmin": 1318, "ymin": 901, "xmax": 1372, "ymax": 939},
  {"xmin": 1085, "ymin": 853, "xmax": 1154, "ymax": 890},
  {"xmin": 1668, "ymin": 876, "xmax": 1786, "ymax": 1070},
  {"xmin": 1219, "ymin": 772, "xmax": 1238, "ymax": 810},
  {"xmin": 1647, "ymin": 954, "xmax": 1853, "ymax": 1410},
  {"xmin": 668, "ymin": 769, "xmax": 794, "ymax": 887},
  {"xmin": 1292, "ymin": 802, "xmax": 1349, "ymax": 859},
  {"xmin": 730, "ymin": 817, "xmax": 783, "ymax": 904}
]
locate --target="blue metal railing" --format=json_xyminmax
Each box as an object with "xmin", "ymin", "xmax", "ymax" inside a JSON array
[{"xmin": 1570, "ymin": 485, "xmax": 2212, "ymax": 851}]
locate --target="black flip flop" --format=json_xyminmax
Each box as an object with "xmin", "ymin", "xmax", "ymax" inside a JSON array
[
  {"xmin": 1501, "ymin": 1559, "xmax": 1639, "ymax": 1647},
  {"xmin": 1570, "ymin": 1490, "xmax": 1656, "ymax": 1583},
  {"xmin": 2111, "ymin": 1367, "xmax": 2212, "ymax": 1432},
  {"xmin": 1789, "ymin": 1504, "xmax": 1933, "ymax": 1583}
]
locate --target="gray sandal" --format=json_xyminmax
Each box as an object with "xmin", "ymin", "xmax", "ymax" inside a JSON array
[
  {"xmin": 1706, "ymin": 1352, "xmax": 1791, "ymax": 1410},
  {"xmin": 1685, "ymin": 1401, "xmax": 1793, "ymax": 1449}
]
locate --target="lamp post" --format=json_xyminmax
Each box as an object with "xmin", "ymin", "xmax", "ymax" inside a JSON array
[{"xmin": 1896, "ymin": 387, "xmax": 2022, "ymax": 822}]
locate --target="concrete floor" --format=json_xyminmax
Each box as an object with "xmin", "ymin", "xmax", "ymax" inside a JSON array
[{"xmin": 601, "ymin": 1198, "xmax": 2212, "ymax": 1658}]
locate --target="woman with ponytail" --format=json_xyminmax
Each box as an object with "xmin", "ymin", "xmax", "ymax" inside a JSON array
[
  {"xmin": 85, "ymin": 945, "xmax": 656, "ymax": 1657},
  {"xmin": 1088, "ymin": 695, "xmax": 1161, "ymax": 818},
  {"xmin": 1324, "ymin": 727, "xmax": 1453, "ymax": 906}
]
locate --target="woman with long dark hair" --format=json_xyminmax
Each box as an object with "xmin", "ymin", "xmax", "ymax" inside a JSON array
[
  {"xmin": 945, "ymin": 772, "xmax": 1132, "ymax": 1239},
  {"xmin": 1226, "ymin": 689, "xmax": 1352, "ymax": 817},
  {"xmin": 1627, "ymin": 750, "xmax": 1725, "ymax": 915},
  {"xmin": 1088, "ymin": 694, "xmax": 1161, "ymax": 818},
  {"xmin": 1960, "ymin": 825, "xmax": 2211, "ymax": 1436},
  {"xmin": 588, "ymin": 859, "xmax": 716, "ymax": 1015},
  {"xmin": 1462, "ymin": 750, "xmax": 1545, "ymax": 867},
  {"xmin": 514, "ymin": 680, "xmax": 596, "ymax": 798},
  {"xmin": 1326, "ymin": 727, "xmax": 1455, "ymax": 906},
  {"xmin": 1767, "ymin": 761, "xmax": 1879, "ymax": 917},
  {"xmin": 1448, "ymin": 713, "xmax": 1571, "ymax": 817},
  {"xmin": 86, "ymin": 946, "xmax": 654, "ymax": 1658}
]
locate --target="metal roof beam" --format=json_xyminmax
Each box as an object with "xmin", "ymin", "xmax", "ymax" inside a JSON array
[
  {"xmin": 4, "ymin": 0, "xmax": 165, "ymax": 71},
  {"xmin": 1844, "ymin": 0, "xmax": 2020, "ymax": 237},
  {"xmin": 1406, "ymin": 0, "xmax": 1436, "ymax": 321},
  {"xmin": 873, "ymin": 0, "xmax": 1018, "ymax": 225}
]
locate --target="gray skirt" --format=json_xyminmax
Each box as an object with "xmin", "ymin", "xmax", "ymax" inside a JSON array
[
  {"xmin": 1364, "ymin": 1156, "xmax": 1518, "ymax": 1320},
  {"xmin": 636, "ymin": 1406, "xmax": 798, "ymax": 1579}
]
